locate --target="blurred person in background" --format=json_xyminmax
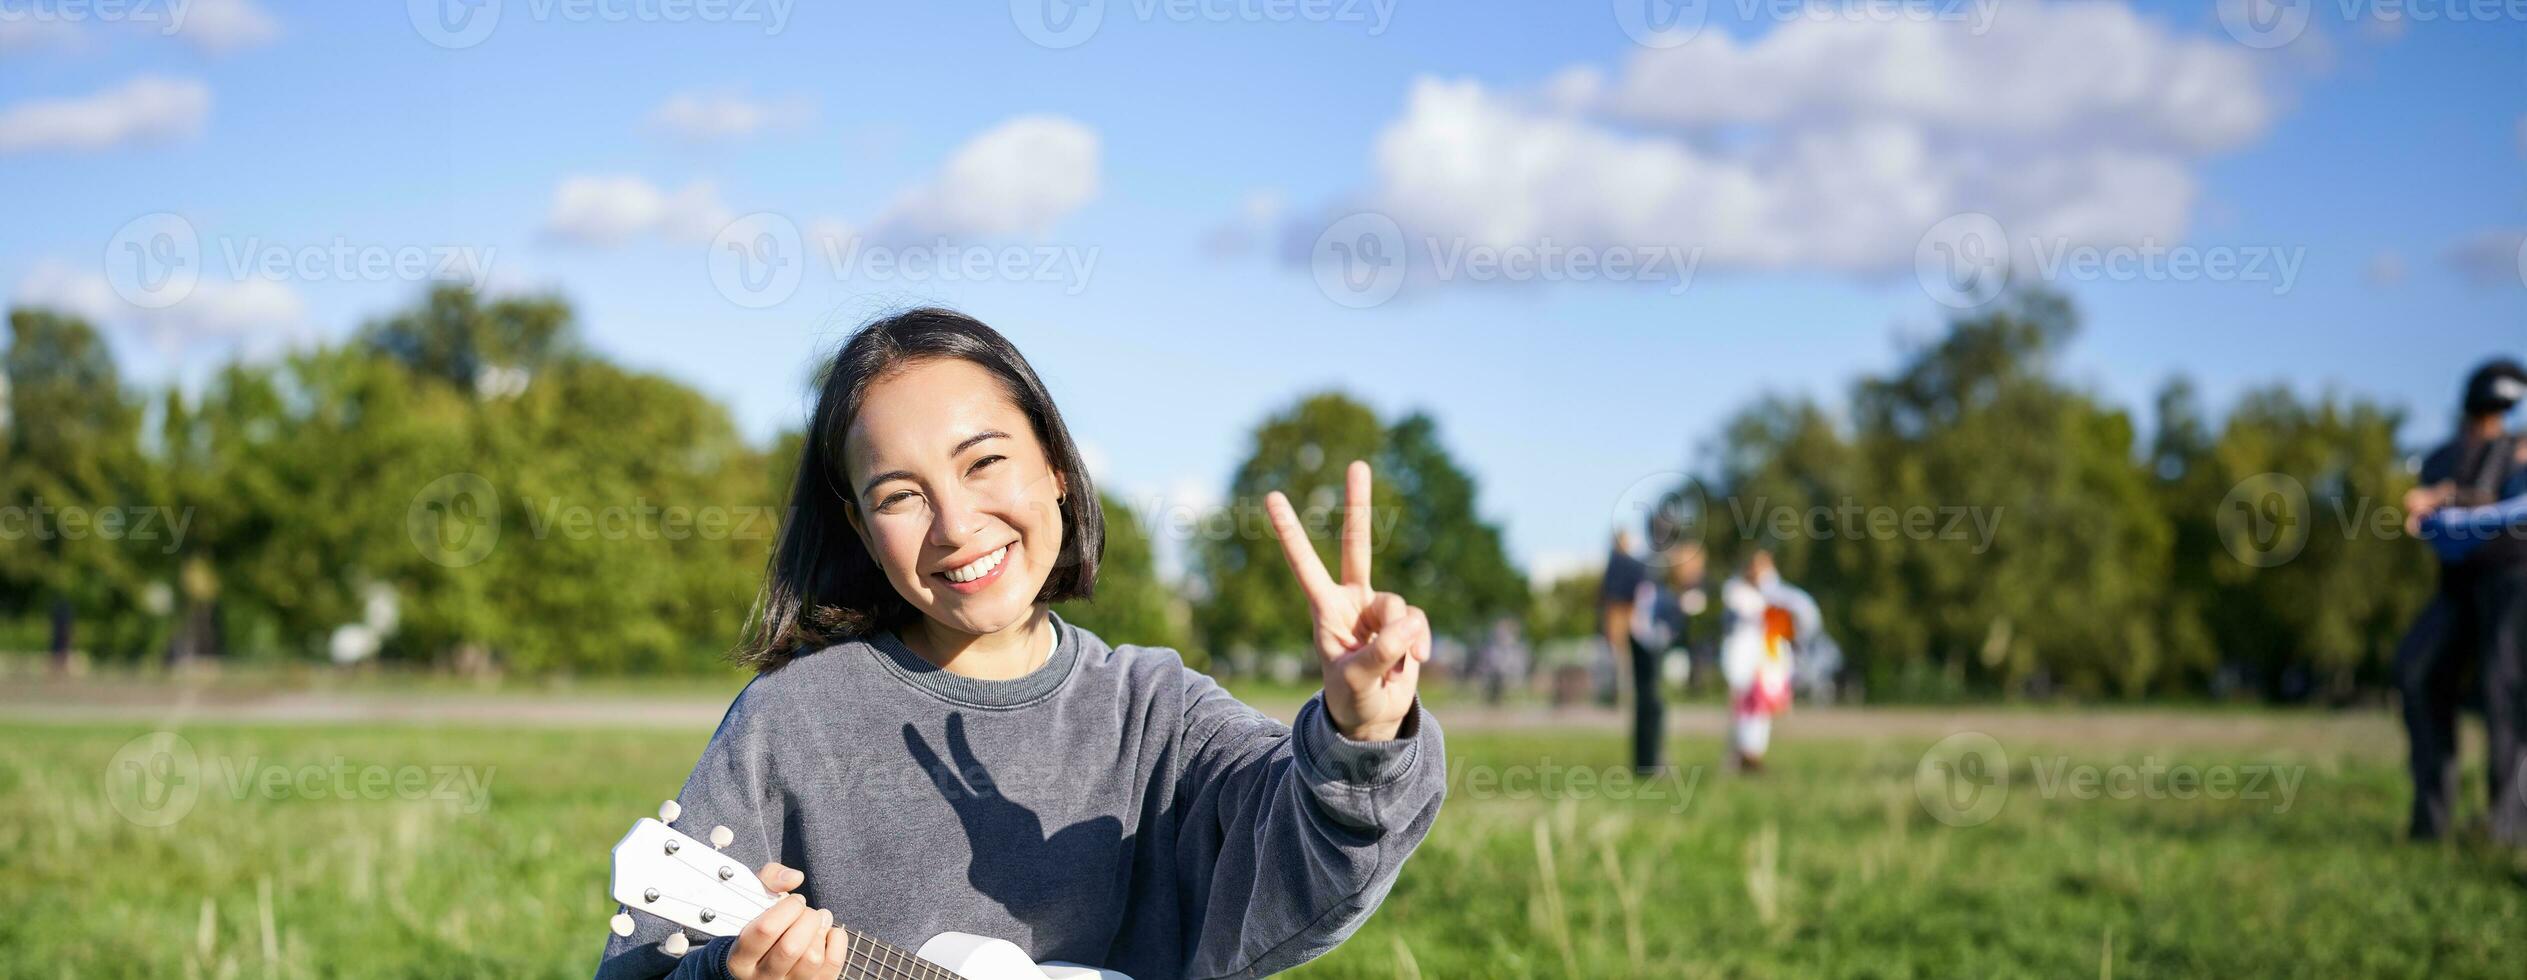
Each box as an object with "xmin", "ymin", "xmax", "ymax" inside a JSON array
[
  {"xmin": 1469, "ymin": 615, "xmax": 1530, "ymax": 706},
  {"xmin": 1601, "ymin": 521, "xmax": 1703, "ymax": 774},
  {"xmin": 2400, "ymin": 358, "xmax": 2527, "ymax": 843},
  {"xmin": 1719, "ymin": 551, "xmax": 1822, "ymax": 774},
  {"xmin": 1597, "ymin": 528, "xmax": 1642, "ymax": 710}
]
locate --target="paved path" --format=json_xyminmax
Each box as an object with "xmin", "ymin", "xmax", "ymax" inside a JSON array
[{"xmin": 0, "ymin": 677, "xmax": 2406, "ymax": 756}]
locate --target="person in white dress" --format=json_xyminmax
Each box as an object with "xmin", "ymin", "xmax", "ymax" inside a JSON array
[{"xmin": 1718, "ymin": 551, "xmax": 1819, "ymax": 772}]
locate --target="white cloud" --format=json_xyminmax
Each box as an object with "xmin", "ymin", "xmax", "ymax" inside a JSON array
[
  {"xmin": 10, "ymin": 259, "xmax": 122, "ymax": 324},
  {"xmin": 1317, "ymin": 2, "xmax": 2284, "ymax": 281},
  {"xmin": 866, "ymin": 115, "xmax": 1100, "ymax": 242},
  {"xmin": 11, "ymin": 259, "xmax": 308, "ymax": 355},
  {"xmin": 175, "ymin": 0, "xmax": 280, "ymax": 54},
  {"xmin": 542, "ymin": 175, "xmax": 732, "ymax": 246},
  {"xmin": 649, "ymin": 91, "xmax": 812, "ymax": 143},
  {"xmin": 1603, "ymin": 6, "xmax": 2272, "ymax": 154},
  {"xmin": 0, "ymin": 76, "xmax": 210, "ymax": 154}
]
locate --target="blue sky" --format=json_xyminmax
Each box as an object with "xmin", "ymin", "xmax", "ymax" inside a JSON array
[{"xmin": 3, "ymin": 0, "xmax": 2522, "ymax": 579}]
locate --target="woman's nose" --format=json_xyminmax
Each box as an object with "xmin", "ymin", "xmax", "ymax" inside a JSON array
[{"xmin": 927, "ymin": 485, "xmax": 986, "ymax": 547}]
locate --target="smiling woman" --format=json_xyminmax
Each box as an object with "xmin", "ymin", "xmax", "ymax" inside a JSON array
[
  {"xmin": 746, "ymin": 311, "xmax": 1105, "ymax": 679},
  {"xmin": 594, "ymin": 308, "xmax": 1446, "ymax": 980}
]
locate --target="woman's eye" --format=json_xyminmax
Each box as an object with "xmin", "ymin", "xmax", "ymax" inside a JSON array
[
  {"xmin": 969, "ymin": 455, "xmax": 1005, "ymax": 474},
  {"xmin": 877, "ymin": 490, "xmax": 916, "ymax": 511}
]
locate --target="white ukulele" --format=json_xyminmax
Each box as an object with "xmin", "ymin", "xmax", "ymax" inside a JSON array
[{"xmin": 608, "ymin": 803, "xmax": 1132, "ymax": 980}]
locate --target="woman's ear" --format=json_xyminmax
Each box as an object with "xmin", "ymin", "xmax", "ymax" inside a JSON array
[{"xmin": 840, "ymin": 497, "xmax": 870, "ymax": 548}]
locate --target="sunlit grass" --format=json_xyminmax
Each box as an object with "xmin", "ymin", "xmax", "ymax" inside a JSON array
[{"xmin": 1, "ymin": 716, "xmax": 2519, "ymax": 978}]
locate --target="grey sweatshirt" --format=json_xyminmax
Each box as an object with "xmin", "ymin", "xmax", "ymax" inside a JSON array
[{"xmin": 593, "ymin": 614, "xmax": 1446, "ymax": 980}]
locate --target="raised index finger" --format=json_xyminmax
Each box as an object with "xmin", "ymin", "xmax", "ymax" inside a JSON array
[
  {"xmin": 1265, "ymin": 490, "xmax": 1337, "ymax": 599},
  {"xmin": 1341, "ymin": 460, "xmax": 1373, "ymax": 589}
]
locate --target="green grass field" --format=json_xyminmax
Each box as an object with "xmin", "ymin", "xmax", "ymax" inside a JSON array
[{"xmin": 3, "ymin": 713, "xmax": 2521, "ymax": 979}]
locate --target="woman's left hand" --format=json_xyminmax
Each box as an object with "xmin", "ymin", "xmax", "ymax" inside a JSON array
[{"xmin": 1266, "ymin": 460, "xmax": 1431, "ymax": 742}]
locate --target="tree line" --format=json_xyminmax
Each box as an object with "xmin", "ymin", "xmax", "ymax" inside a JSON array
[{"xmin": 0, "ymin": 286, "xmax": 2447, "ymax": 699}]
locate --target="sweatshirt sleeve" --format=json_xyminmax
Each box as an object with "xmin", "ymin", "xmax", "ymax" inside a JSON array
[
  {"xmin": 1169, "ymin": 669, "xmax": 1447, "ymax": 980},
  {"xmin": 2419, "ymin": 492, "xmax": 2527, "ymax": 563},
  {"xmin": 594, "ymin": 683, "xmax": 784, "ymax": 980}
]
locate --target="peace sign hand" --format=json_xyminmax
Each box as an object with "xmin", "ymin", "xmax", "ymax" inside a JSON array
[{"xmin": 1265, "ymin": 460, "xmax": 1431, "ymax": 743}]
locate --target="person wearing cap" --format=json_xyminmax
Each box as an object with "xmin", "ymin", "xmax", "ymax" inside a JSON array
[
  {"xmin": 1600, "ymin": 520, "xmax": 1705, "ymax": 775},
  {"xmin": 2396, "ymin": 358, "xmax": 2527, "ymax": 842}
]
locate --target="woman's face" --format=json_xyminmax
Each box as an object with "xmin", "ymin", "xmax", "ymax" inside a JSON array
[{"xmin": 842, "ymin": 358, "xmax": 1066, "ymax": 638}]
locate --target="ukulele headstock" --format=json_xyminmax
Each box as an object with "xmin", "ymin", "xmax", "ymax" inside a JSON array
[{"xmin": 608, "ymin": 802, "xmax": 776, "ymax": 940}]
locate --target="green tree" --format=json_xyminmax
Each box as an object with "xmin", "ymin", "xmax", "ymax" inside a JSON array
[
  {"xmin": 1193, "ymin": 392, "xmax": 1522, "ymax": 663},
  {"xmin": 359, "ymin": 284, "xmax": 576, "ymax": 391},
  {"xmin": 1057, "ymin": 492, "xmax": 1194, "ymax": 662},
  {"xmin": 2190, "ymin": 386, "xmax": 2428, "ymax": 699},
  {"xmin": 1527, "ymin": 571, "xmax": 1604, "ymax": 645},
  {"xmin": 0, "ymin": 309, "xmax": 152, "ymax": 664},
  {"xmin": 1380, "ymin": 412, "xmax": 1528, "ymax": 636},
  {"xmin": 1839, "ymin": 291, "xmax": 2173, "ymax": 698}
]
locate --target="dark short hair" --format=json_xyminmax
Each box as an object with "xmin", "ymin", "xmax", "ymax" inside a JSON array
[{"xmin": 738, "ymin": 308, "xmax": 1103, "ymax": 671}]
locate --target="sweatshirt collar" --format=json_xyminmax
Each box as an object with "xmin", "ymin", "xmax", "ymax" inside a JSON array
[{"xmin": 866, "ymin": 611, "xmax": 1081, "ymax": 708}]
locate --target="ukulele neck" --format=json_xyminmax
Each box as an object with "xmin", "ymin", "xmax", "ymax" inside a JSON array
[{"xmin": 840, "ymin": 925, "xmax": 962, "ymax": 980}]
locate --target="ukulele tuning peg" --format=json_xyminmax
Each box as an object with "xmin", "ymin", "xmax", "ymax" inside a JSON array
[
  {"xmin": 610, "ymin": 912, "xmax": 635, "ymax": 938},
  {"xmin": 709, "ymin": 825, "xmax": 733, "ymax": 848},
  {"xmin": 659, "ymin": 800, "xmax": 682, "ymax": 823},
  {"xmin": 661, "ymin": 932, "xmax": 691, "ymax": 957}
]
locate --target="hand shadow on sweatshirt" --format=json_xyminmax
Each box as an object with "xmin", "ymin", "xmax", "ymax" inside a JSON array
[{"xmin": 902, "ymin": 713, "xmax": 1124, "ymax": 950}]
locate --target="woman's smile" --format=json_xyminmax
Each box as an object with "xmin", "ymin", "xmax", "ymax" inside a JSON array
[{"xmin": 937, "ymin": 542, "xmax": 1015, "ymax": 594}]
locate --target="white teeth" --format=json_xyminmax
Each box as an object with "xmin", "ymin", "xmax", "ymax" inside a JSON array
[{"xmin": 944, "ymin": 545, "xmax": 1008, "ymax": 584}]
